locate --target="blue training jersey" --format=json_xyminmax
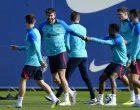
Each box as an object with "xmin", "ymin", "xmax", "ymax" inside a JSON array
[
  {"xmin": 17, "ymin": 28, "xmax": 43, "ymax": 66},
  {"xmin": 120, "ymin": 18, "xmax": 133, "ymax": 54},
  {"xmin": 128, "ymin": 21, "xmax": 140, "ymax": 63},
  {"xmin": 65, "ymin": 23, "xmax": 87, "ymax": 58},
  {"xmin": 39, "ymin": 19, "xmax": 85, "ymax": 56},
  {"xmin": 90, "ymin": 34, "xmax": 128, "ymax": 66}
]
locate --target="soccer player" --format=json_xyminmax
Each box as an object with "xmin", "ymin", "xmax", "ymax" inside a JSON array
[
  {"xmin": 39, "ymin": 8, "xmax": 85, "ymax": 106},
  {"xmin": 127, "ymin": 9, "xmax": 140, "ymax": 107},
  {"xmin": 117, "ymin": 7, "xmax": 135, "ymax": 105},
  {"xmin": 85, "ymin": 23, "xmax": 128, "ymax": 106},
  {"xmin": 51, "ymin": 11, "xmax": 96, "ymax": 105},
  {"xmin": 8, "ymin": 14, "xmax": 59, "ymax": 108}
]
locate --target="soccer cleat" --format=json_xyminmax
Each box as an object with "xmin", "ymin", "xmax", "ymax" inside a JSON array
[
  {"xmin": 85, "ymin": 98, "xmax": 97, "ymax": 104},
  {"xmin": 45, "ymin": 95, "xmax": 52, "ymax": 102},
  {"xmin": 59, "ymin": 101, "xmax": 71, "ymax": 106},
  {"xmin": 104, "ymin": 101, "xmax": 117, "ymax": 106},
  {"xmin": 7, "ymin": 104, "xmax": 23, "ymax": 108},
  {"xmin": 131, "ymin": 103, "xmax": 140, "ymax": 107},
  {"xmin": 92, "ymin": 101, "xmax": 104, "ymax": 105},
  {"xmin": 70, "ymin": 91, "xmax": 77, "ymax": 105},
  {"xmin": 122, "ymin": 100, "xmax": 135, "ymax": 105},
  {"xmin": 50, "ymin": 99, "xmax": 60, "ymax": 108}
]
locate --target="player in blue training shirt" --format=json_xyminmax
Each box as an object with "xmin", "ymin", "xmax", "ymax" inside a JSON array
[
  {"xmin": 8, "ymin": 14, "xmax": 59, "ymax": 108},
  {"xmin": 39, "ymin": 8, "xmax": 85, "ymax": 106},
  {"xmin": 117, "ymin": 7, "xmax": 135, "ymax": 105},
  {"xmin": 127, "ymin": 9, "xmax": 140, "ymax": 107},
  {"xmin": 85, "ymin": 23, "xmax": 128, "ymax": 106},
  {"xmin": 49, "ymin": 12, "xmax": 96, "ymax": 105}
]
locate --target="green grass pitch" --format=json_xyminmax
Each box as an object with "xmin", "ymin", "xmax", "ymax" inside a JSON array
[{"xmin": 0, "ymin": 90, "xmax": 139, "ymax": 110}]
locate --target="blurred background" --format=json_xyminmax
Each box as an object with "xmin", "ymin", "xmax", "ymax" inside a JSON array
[{"xmin": 0, "ymin": 0, "xmax": 139, "ymax": 89}]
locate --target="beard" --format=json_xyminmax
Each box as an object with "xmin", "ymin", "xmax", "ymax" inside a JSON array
[{"xmin": 47, "ymin": 18, "xmax": 55, "ymax": 24}]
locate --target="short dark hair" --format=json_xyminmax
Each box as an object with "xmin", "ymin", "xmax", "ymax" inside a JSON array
[
  {"xmin": 45, "ymin": 8, "xmax": 56, "ymax": 15},
  {"xmin": 129, "ymin": 9, "xmax": 140, "ymax": 18},
  {"xmin": 109, "ymin": 23, "xmax": 120, "ymax": 32},
  {"xmin": 25, "ymin": 14, "xmax": 36, "ymax": 24},
  {"xmin": 70, "ymin": 11, "xmax": 80, "ymax": 21},
  {"xmin": 117, "ymin": 6, "xmax": 128, "ymax": 13}
]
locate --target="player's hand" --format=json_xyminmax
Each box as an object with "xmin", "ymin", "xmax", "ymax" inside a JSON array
[
  {"xmin": 124, "ymin": 40, "xmax": 128, "ymax": 44},
  {"xmin": 85, "ymin": 36, "xmax": 91, "ymax": 42},
  {"xmin": 67, "ymin": 53, "xmax": 70, "ymax": 57},
  {"xmin": 40, "ymin": 61, "xmax": 47, "ymax": 68},
  {"xmin": 126, "ymin": 63, "xmax": 130, "ymax": 67},
  {"xmin": 11, "ymin": 45, "xmax": 18, "ymax": 50},
  {"xmin": 132, "ymin": 60, "xmax": 136, "ymax": 65}
]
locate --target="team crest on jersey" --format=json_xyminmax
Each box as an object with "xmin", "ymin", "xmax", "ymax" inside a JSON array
[
  {"xmin": 57, "ymin": 27, "xmax": 60, "ymax": 30},
  {"xmin": 56, "ymin": 26, "xmax": 61, "ymax": 30},
  {"xmin": 57, "ymin": 28, "xmax": 60, "ymax": 30}
]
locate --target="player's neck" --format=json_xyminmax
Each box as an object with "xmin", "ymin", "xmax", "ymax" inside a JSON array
[
  {"xmin": 27, "ymin": 24, "xmax": 34, "ymax": 29},
  {"xmin": 132, "ymin": 18, "xmax": 139, "ymax": 24},
  {"xmin": 72, "ymin": 21, "xmax": 79, "ymax": 24}
]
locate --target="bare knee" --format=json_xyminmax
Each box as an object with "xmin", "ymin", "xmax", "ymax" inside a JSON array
[
  {"xmin": 20, "ymin": 78, "xmax": 27, "ymax": 84},
  {"xmin": 53, "ymin": 76, "xmax": 61, "ymax": 84},
  {"xmin": 99, "ymin": 76, "xmax": 105, "ymax": 84},
  {"xmin": 131, "ymin": 79, "xmax": 138, "ymax": 85},
  {"xmin": 36, "ymin": 80, "xmax": 44, "ymax": 86}
]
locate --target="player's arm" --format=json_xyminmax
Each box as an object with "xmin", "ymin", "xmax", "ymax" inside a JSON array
[
  {"xmin": 38, "ymin": 22, "xmax": 46, "ymax": 42},
  {"xmin": 126, "ymin": 21, "xmax": 133, "ymax": 44},
  {"xmin": 28, "ymin": 33, "xmax": 45, "ymax": 66},
  {"xmin": 86, "ymin": 35, "xmax": 122, "ymax": 45},
  {"xmin": 100, "ymin": 36, "xmax": 110, "ymax": 40},
  {"xmin": 86, "ymin": 36, "xmax": 115, "ymax": 45},
  {"xmin": 57, "ymin": 19, "xmax": 85, "ymax": 39},
  {"xmin": 11, "ymin": 45, "xmax": 26, "ymax": 50},
  {"xmin": 130, "ymin": 33, "xmax": 140, "ymax": 63},
  {"xmin": 91, "ymin": 37, "xmax": 115, "ymax": 45},
  {"xmin": 65, "ymin": 33, "xmax": 71, "ymax": 53}
]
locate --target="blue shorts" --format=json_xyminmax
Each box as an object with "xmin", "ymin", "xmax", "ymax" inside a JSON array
[
  {"xmin": 21, "ymin": 65, "xmax": 43, "ymax": 80},
  {"xmin": 130, "ymin": 60, "xmax": 140, "ymax": 75},
  {"xmin": 48, "ymin": 52, "xmax": 66, "ymax": 73},
  {"xmin": 104, "ymin": 62, "xmax": 126, "ymax": 77}
]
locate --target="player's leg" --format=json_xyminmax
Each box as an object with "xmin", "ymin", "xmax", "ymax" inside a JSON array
[
  {"xmin": 52, "ymin": 72, "xmax": 61, "ymax": 86},
  {"xmin": 8, "ymin": 66, "xmax": 31, "ymax": 108},
  {"xmin": 127, "ymin": 72, "xmax": 135, "ymax": 102},
  {"xmin": 48, "ymin": 55, "xmax": 62, "ymax": 86},
  {"xmin": 104, "ymin": 62, "xmax": 123, "ymax": 106},
  {"xmin": 44, "ymin": 55, "xmax": 62, "ymax": 101},
  {"xmin": 129, "ymin": 61, "xmax": 140, "ymax": 106},
  {"xmin": 130, "ymin": 73, "xmax": 140, "ymax": 106},
  {"xmin": 96, "ymin": 63, "xmax": 115, "ymax": 105},
  {"xmin": 131, "ymin": 74, "xmax": 140, "ymax": 88},
  {"xmin": 119, "ymin": 74, "xmax": 135, "ymax": 104},
  {"xmin": 34, "ymin": 66, "xmax": 59, "ymax": 108},
  {"xmin": 45, "ymin": 72, "xmax": 62, "ymax": 102},
  {"xmin": 119, "ymin": 75, "xmax": 129, "ymax": 87},
  {"xmin": 56, "ymin": 58, "xmax": 79, "ymax": 105},
  {"xmin": 104, "ymin": 72, "xmax": 118, "ymax": 106},
  {"xmin": 36, "ymin": 80, "xmax": 59, "ymax": 108},
  {"xmin": 8, "ymin": 78, "xmax": 27, "ymax": 108},
  {"xmin": 78, "ymin": 58, "xmax": 96, "ymax": 104},
  {"xmin": 9, "ymin": 78, "xmax": 27, "ymax": 108},
  {"xmin": 56, "ymin": 52, "xmax": 71, "ymax": 106},
  {"xmin": 96, "ymin": 72, "xmax": 108, "ymax": 105},
  {"xmin": 45, "ymin": 57, "xmax": 74, "ymax": 103},
  {"xmin": 121, "ymin": 73, "xmax": 135, "ymax": 105},
  {"xmin": 58, "ymin": 68, "xmax": 71, "ymax": 106},
  {"xmin": 110, "ymin": 72, "xmax": 118, "ymax": 94}
]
